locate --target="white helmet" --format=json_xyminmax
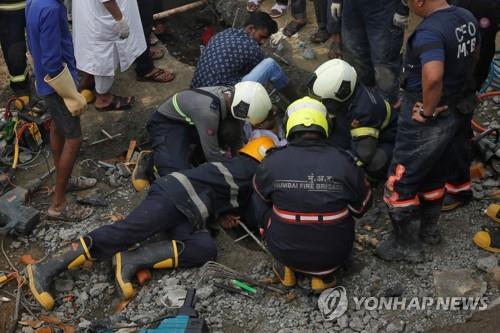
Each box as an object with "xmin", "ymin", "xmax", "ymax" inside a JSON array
[
  {"xmin": 309, "ymin": 59, "xmax": 357, "ymax": 102},
  {"xmin": 231, "ymin": 81, "xmax": 272, "ymax": 125}
]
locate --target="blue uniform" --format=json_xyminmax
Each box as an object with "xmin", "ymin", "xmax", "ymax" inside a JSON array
[
  {"xmin": 386, "ymin": 6, "xmax": 478, "ymax": 210},
  {"xmin": 87, "ymin": 155, "xmax": 260, "ymax": 266},
  {"xmin": 328, "ymin": 82, "xmax": 397, "ymax": 179},
  {"xmin": 253, "ymin": 140, "xmax": 371, "ymax": 272},
  {"xmin": 26, "ymin": 0, "xmax": 78, "ymax": 96}
]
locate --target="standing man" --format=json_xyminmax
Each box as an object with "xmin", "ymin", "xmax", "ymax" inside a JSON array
[
  {"xmin": 376, "ymin": 0, "xmax": 479, "ymax": 262},
  {"xmin": 338, "ymin": 0, "xmax": 409, "ymax": 104},
  {"xmin": 253, "ymin": 97, "xmax": 372, "ymax": 293},
  {"xmin": 26, "ymin": 0, "xmax": 95, "ymax": 220},
  {"xmin": 191, "ymin": 12, "xmax": 298, "ymax": 102},
  {"xmin": 72, "ymin": 0, "xmax": 146, "ymax": 111},
  {"xmin": 0, "ymin": 0, "xmax": 30, "ymax": 108}
]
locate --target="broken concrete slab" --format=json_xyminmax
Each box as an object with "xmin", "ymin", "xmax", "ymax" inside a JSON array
[{"xmin": 433, "ymin": 269, "xmax": 487, "ymax": 298}]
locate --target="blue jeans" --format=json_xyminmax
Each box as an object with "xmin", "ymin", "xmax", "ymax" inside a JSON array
[
  {"xmin": 242, "ymin": 58, "xmax": 289, "ymax": 90},
  {"xmin": 341, "ymin": 0, "xmax": 403, "ymax": 103}
]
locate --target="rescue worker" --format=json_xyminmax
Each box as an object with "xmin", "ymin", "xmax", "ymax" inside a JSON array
[
  {"xmin": 308, "ymin": 59, "xmax": 397, "ymax": 180},
  {"xmin": 253, "ymin": 97, "xmax": 372, "ymax": 293},
  {"xmin": 376, "ymin": 0, "xmax": 479, "ymax": 263},
  {"xmin": 337, "ymin": 0, "xmax": 409, "ymax": 104},
  {"xmin": 134, "ymin": 81, "xmax": 273, "ymax": 191},
  {"xmin": 0, "ymin": 0, "xmax": 30, "ymax": 108},
  {"xmin": 27, "ymin": 135, "xmax": 276, "ymax": 311}
]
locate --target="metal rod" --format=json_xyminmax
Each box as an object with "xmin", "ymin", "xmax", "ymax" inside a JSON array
[
  {"xmin": 237, "ymin": 221, "xmax": 272, "ymax": 257},
  {"xmin": 153, "ymin": 0, "xmax": 207, "ymax": 20},
  {"xmin": 233, "ymin": 233, "xmax": 250, "ymax": 243}
]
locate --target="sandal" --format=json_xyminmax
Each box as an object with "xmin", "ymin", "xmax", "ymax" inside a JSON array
[
  {"xmin": 95, "ymin": 95, "xmax": 135, "ymax": 112},
  {"xmin": 137, "ymin": 68, "xmax": 175, "ymax": 83},
  {"xmin": 67, "ymin": 176, "xmax": 97, "ymax": 192},
  {"xmin": 270, "ymin": 3, "xmax": 287, "ymax": 18},
  {"xmin": 310, "ymin": 29, "xmax": 330, "ymax": 43},
  {"xmin": 47, "ymin": 204, "xmax": 93, "ymax": 222},
  {"xmin": 246, "ymin": 0, "xmax": 261, "ymax": 13},
  {"xmin": 149, "ymin": 47, "xmax": 165, "ymax": 60},
  {"xmin": 283, "ymin": 21, "xmax": 306, "ymax": 37}
]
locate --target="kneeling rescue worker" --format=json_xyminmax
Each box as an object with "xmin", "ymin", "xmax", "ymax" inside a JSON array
[
  {"xmin": 376, "ymin": 0, "xmax": 479, "ymax": 262},
  {"xmin": 252, "ymin": 97, "xmax": 372, "ymax": 293},
  {"xmin": 27, "ymin": 135, "xmax": 276, "ymax": 310},
  {"xmin": 134, "ymin": 81, "xmax": 273, "ymax": 191},
  {"xmin": 307, "ymin": 59, "xmax": 397, "ymax": 180}
]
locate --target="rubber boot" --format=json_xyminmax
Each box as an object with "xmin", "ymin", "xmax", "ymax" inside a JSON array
[
  {"xmin": 473, "ymin": 226, "xmax": 500, "ymax": 253},
  {"xmin": 272, "ymin": 260, "xmax": 296, "ymax": 288},
  {"xmin": 375, "ymin": 207, "xmax": 425, "ymax": 263},
  {"xmin": 132, "ymin": 150, "xmax": 153, "ymax": 192},
  {"xmin": 114, "ymin": 240, "xmax": 181, "ymax": 299},
  {"xmin": 420, "ymin": 199, "xmax": 443, "ymax": 245},
  {"xmin": 27, "ymin": 237, "xmax": 92, "ymax": 310},
  {"xmin": 442, "ymin": 191, "xmax": 471, "ymax": 212},
  {"xmin": 310, "ymin": 273, "xmax": 336, "ymax": 294}
]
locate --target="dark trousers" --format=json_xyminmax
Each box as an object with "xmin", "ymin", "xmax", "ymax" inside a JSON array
[
  {"xmin": 276, "ymin": 0, "xmax": 307, "ymax": 20},
  {"xmin": 385, "ymin": 96, "xmax": 466, "ymax": 205},
  {"xmin": 147, "ymin": 112, "xmax": 201, "ymax": 176},
  {"xmin": 87, "ymin": 183, "xmax": 217, "ymax": 266},
  {"xmin": 0, "ymin": 9, "xmax": 28, "ymax": 94},
  {"xmin": 341, "ymin": 0, "xmax": 403, "ymax": 103},
  {"xmin": 135, "ymin": 0, "xmax": 155, "ymax": 77}
]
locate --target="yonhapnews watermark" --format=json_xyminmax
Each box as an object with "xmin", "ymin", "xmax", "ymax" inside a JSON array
[{"xmin": 318, "ymin": 286, "xmax": 488, "ymax": 321}]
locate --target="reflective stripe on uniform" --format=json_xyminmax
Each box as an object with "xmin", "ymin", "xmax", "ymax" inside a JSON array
[
  {"xmin": 212, "ymin": 162, "xmax": 239, "ymax": 208},
  {"xmin": 0, "ymin": 1, "xmax": 25, "ymax": 11},
  {"xmin": 381, "ymin": 100, "xmax": 392, "ymax": 130},
  {"xmin": 350, "ymin": 127, "xmax": 380, "ymax": 139},
  {"xmin": 9, "ymin": 68, "xmax": 28, "ymax": 83},
  {"xmin": 170, "ymin": 172, "xmax": 209, "ymax": 220},
  {"xmin": 421, "ymin": 188, "xmax": 445, "ymax": 201},
  {"xmin": 273, "ymin": 206, "xmax": 349, "ymax": 224},
  {"xmin": 348, "ymin": 188, "xmax": 372, "ymax": 214},
  {"xmin": 445, "ymin": 181, "xmax": 471, "ymax": 194},
  {"xmin": 172, "ymin": 94, "xmax": 193, "ymax": 125}
]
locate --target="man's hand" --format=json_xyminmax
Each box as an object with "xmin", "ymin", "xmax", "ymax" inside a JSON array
[
  {"xmin": 114, "ymin": 18, "xmax": 130, "ymax": 39},
  {"xmin": 393, "ymin": 13, "xmax": 409, "ymax": 29},
  {"xmin": 331, "ymin": 2, "xmax": 341, "ymax": 19},
  {"xmin": 217, "ymin": 214, "xmax": 241, "ymax": 229},
  {"xmin": 411, "ymin": 101, "xmax": 448, "ymax": 123}
]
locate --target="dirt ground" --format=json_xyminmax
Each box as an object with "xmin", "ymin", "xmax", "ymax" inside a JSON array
[{"xmin": 0, "ymin": 1, "xmax": 499, "ymax": 332}]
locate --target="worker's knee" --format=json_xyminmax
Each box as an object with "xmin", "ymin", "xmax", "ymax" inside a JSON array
[{"xmin": 179, "ymin": 233, "xmax": 217, "ymax": 267}]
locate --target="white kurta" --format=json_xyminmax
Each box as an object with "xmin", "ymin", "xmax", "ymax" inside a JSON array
[{"xmin": 73, "ymin": 0, "xmax": 147, "ymax": 76}]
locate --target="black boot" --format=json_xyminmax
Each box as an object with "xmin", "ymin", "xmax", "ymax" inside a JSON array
[
  {"xmin": 131, "ymin": 150, "xmax": 153, "ymax": 192},
  {"xmin": 420, "ymin": 199, "xmax": 443, "ymax": 245},
  {"xmin": 442, "ymin": 191, "xmax": 471, "ymax": 212},
  {"xmin": 375, "ymin": 207, "xmax": 424, "ymax": 263},
  {"xmin": 27, "ymin": 237, "xmax": 92, "ymax": 310},
  {"xmin": 114, "ymin": 240, "xmax": 181, "ymax": 299}
]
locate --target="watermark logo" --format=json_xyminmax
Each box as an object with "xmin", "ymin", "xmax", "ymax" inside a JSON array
[
  {"xmin": 318, "ymin": 286, "xmax": 348, "ymax": 321},
  {"xmin": 319, "ymin": 286, "xmax": 488, "ymax": 322}
]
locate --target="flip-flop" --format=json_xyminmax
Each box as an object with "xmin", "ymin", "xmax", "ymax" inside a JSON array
[
  {"xmin": 283, "ymin": 21, "xmax": 306, "ymax": 37},
  {"xmin": 270, "ymin": 3, "xmax": 287, "ymax": 18},
  {"xmin": 47, "ymin": 204, "xmax": 93, "ymax": 222},
  {"xmin": 246, "ymin": 0, "xmax": 261, "ymax": 12},
  {"xmin": 67, "ymin": 176, "xmax": 97, "ymax": 192},
  {"xmin": 149, "ymin": 47, "xmax": 165, "ymax": 60},
  {"xmin": 137, "ymin": 68, "xmax": 175, "ymax": 83},
  {"xmin": 310, "ymin": 29, "xmax": 331, "ymax": 43},
  {"xmin": 95, "ymin": 95, "xmax": 135, "ymax": 112}
]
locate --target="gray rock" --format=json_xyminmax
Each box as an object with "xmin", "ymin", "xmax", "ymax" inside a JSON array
[
  {"xmin": 386, "ymin": 321, "xmax": 405, "ymax": 333},
  {"xmin": 476, "ymin": 256, "xmax": 498, "ymax": 272},
  {"xmin": 473, "ymin": 190, "xmax": 485, "ymax": 200},
  {"xmin": 303, "ymin": 48, "xmax": 316, "ymax": 60},
  {"xmin": 89, "ymin": 282, "xmax": 109, "ymax": 297},
  {"xmin": 21, "ymin": 327, "xmax": 34, "ymax": 333},
  {"xmin": 11, "ymin": 241, "xmax": 21, "ymax": 249},
  {"xmin": 161, "ymin": 287, "xmax": 187, "ymax": 307},
  {"xmin": 337, "ymin": 314, "xmax": 348, "ymax": 329},
  {"xmin": 55, "ymin": 279, "xmax": 74, "ymax": 292},
  {"xmin": 196, "ymin": 285, "xmax": 214, "ymax": 300},
  {"xmin": 483, "ymin": 178, "xmax": 499, "ymax": 187},
  {"xmin": 59, "ymin": 228, "xmax": 76, "ymax": 241},
  {"xmin": 433, "ymin": 269, "xmax": 487, "ymax": 298},
  {"xmin": 349, "ymin": 316, "xmax": 364, "ymax": 331}
]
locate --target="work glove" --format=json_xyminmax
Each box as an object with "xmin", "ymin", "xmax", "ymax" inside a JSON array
[
  {"xmin": 44, "ymin": 64, "xmax": 87, "ymax": 117},
  {"xmin": 114, "ymin": 17, "xmax": 130, "ymax": 39},
  {"xmin": 330, "ymin": 1, "xmax": 341, "ymax": 19}
]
